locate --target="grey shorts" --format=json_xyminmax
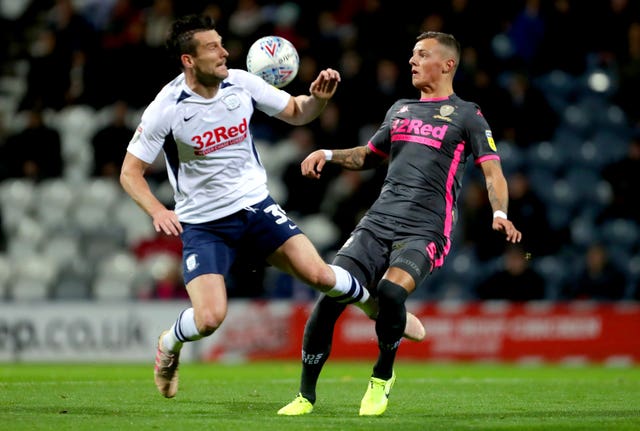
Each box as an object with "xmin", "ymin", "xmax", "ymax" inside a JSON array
[{"xmin": 334, "ymin": 214, "xmax": 448, "ymax": 289}]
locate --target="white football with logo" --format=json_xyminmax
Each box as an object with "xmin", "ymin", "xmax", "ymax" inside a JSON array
[{"xmin": 246, "ymin": 36, "xmax": 299, "ymax": 88}]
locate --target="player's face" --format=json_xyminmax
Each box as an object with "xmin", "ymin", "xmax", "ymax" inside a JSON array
[
  {"xmin": 409, "ymin": 38, "xmax": 449, "ymax": 89},
  {"xmin": 189, "ymin": 30, "xmax": 229, "ymax": 86}
]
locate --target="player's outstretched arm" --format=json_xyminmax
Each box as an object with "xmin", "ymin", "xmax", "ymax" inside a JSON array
[
  {"xmin": 480, "ymin": 159, "xmax": 522, "ymax": 243},
  {"xmin": 301, "ymin": 145, "xmax": 384, "ymax": 179},
  {"xmin": 276, "ymin": 68, "xmax": 341, "ymax": 126}
]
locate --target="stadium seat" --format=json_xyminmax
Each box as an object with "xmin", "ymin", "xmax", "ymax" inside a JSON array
[
  {"xmin": 526, "ymin": 140, "xmax": 566, "ymax": 173},
  {"xmin": 0, "ymin": 255, "xmax": 12, "ymax": 300},
  {"xmin": 51, "ymin": 273, "xmax": 92, "ymax": 300},
  {"xmin": 564, "ymin": 167, "xmax": 603, "ymax": 204},
  {"xmin": 41, "ymin": 235, "xmax": 81, "ymax": 267},
  {"xmin": 9, "ymin": 279, "xmax": 51, "ymax": 302},
  {"xmin": 294, "ymin": 213, "xmax": 339, "ymax": 253},
  {"xmin": 33, "ymin": 179, "xmax": 77, "ymax": 230},
  {"xmin": 82, "ymin": 228, "xmax": 127, "ymax": 265},
  {"xmin": 531, "ymin": 254, "xmax": 571, "ymax": 300},
  {"xmin": 78, "ymin": 177, "xmax": 121, "ymax": 211},
  {"xmin": 71, "ymin": 204, "xmax": 112, "ymax": 234},
  {"xmin": 112, "ymin": 197, "xmax": 158, "ymax": 245},
  {"xmin": 601, "ymin": 218, "xmax": 639, "ymax": 252},
  {"xmin": 9, "ymin": 254, "xmax": 60, "ymax": 301},
  {"xmin": 570, "ymin": 216, "xmax": 601, "ymax": 250},
  {"xmin": 35, "ymin": 178, "xmax": 76, "ymax": 211},
  {"xmin": 93, "ymin": 251, "xmax": 140, "ymax": 296},
  {"xmin": 562, "ymin": 104, "xmax": 592, "ymax": 137},
  {"xmin": 496, "ymin": 140, "xmax": 523, "ymax": 175},
  {"xmin": 91, "ymin": 276, "xmax": 134, "ymax": 301},
  {"xmin": 590, "ymin": 129, "xmax": 629, "ymax": 166},
  {"xmin": 626, "ymin": 254, "xmax": 640, "ymax": 296},
  {"xmin": 0, "ymin": 178, "xmax": 36, "ymax": 214},
  {"xmin": 533, "ymin": 70, "xmax": 575, "ymax": 113},
  {"xmin": 7, "ymin": 217, "xmax": 46, "ymax": 258}
]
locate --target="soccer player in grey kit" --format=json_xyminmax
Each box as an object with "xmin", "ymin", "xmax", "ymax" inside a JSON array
[{"xmin": 278, "ymin": 31, "xmax": 522, "ymax": 416}]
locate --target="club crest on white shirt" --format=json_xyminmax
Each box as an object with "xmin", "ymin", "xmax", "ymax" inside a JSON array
[{"xmin": 222, "ymin": 94, "xmax": 240, "ymax": 110}]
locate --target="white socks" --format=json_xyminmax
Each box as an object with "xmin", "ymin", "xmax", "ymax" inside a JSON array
[
  {"xmin": 161, "ymin": 307, "xmax": 202, "ymax": 353},
  {"xmin": 325, "ymin": 264, "xmax": 373, "ymax": 305}
]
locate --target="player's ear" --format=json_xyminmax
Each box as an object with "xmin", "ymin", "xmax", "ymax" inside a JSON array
[
  {"xmin": 181, "ymin": 53, "xmax": 194, "ymax": 69},
  {"xmin": 444, "ymin": 58, "xmax": 456, "ymax": 74}
]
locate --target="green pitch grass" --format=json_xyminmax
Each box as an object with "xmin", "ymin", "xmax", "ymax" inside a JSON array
[{"xmin": 1, "ymin": 361, "xmax": 639, "ymax": 430}]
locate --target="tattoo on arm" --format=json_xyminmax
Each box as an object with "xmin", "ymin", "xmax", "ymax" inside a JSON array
[
  {"xmin": 486, "ymin": 179, "xmax": 508, "ymax": 213},
  {"xmin": 331, "ymin": 146, "xmax": 375, "ymax": 170}
]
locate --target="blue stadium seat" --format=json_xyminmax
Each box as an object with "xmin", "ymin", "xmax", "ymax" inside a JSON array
[{"xmin": 601, "ymin": 218, "xmax": 639, "ymax": 252}]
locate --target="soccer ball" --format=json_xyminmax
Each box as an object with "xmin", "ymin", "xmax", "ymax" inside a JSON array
[{"xmin": 246, "ymin": 36, "xmax": 299, "ymax": 89}]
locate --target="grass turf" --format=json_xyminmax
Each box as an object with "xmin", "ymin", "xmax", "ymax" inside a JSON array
[{"xmin": 0, "ymin": 361, "xmax": 638, "ymax": 430}]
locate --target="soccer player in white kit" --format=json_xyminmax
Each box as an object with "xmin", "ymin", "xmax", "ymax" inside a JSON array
[{"xmin": 120, "ymin": 15, "xmax": 423, "ymax": 399}]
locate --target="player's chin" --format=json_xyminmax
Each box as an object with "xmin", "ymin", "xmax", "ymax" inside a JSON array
[{"xmin": 217, "ymin": 65, "xmax": 229, "ymax": 76}]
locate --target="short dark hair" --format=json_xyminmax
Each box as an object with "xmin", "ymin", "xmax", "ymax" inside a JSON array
[
  {"xmin": 416, "ymin": 31, "xmax": 460, "ymax": 64},
  {"xmin": 166, "ymin": 15, "xmax": 216, "ymax": 60}
]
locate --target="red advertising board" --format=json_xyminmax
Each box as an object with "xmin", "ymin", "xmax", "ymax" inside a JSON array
[{"xmin": 202, "ymin": 301, "xmax": 640, "ymax": 364}]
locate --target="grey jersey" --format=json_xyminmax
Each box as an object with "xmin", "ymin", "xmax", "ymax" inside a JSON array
[{"xmin": 366, "ymin": 94, "xmax": 500, "ymax": 237}]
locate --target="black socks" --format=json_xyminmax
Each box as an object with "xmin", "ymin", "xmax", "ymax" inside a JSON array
[
  {"xmin": 299, "ymin": 295, "xmax": 347, "ymax": 404},
  {"xmin": 373, "ymin": 279, "xmax": 408, "ymax": 380}
]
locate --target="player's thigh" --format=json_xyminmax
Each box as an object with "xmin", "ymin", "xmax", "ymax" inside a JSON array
[
  {"xmin": 335, "ymin": 227, "xmax": 390, "ymax": 291},
  {"xmin": 186, "ymin": 273, "xmax": 228, "ymax": 328},
  {"xmin": 389, "ymin": 238, "xmax": 439, "ymax": 290},
  {"xmin": 267, "ymin": 234, "xmax": 332, "ymax": 288}
]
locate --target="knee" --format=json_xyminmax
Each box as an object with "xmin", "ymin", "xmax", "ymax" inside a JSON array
[
  {"xmin": 195, "ymin": 308, "xmax": 227, "ymax": 336},
  {"xmin": 378, "ymin": 279, "xmax": 409, "ymax": 306},
  {"xmin": 304, "ymin": 264, "xmax": 335, "ymax": 290}
]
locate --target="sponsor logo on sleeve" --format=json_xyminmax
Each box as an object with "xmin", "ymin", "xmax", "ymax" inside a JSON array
[{"xmin": 485, "ymin": 130, "xmax": 497, "ymax": 151}]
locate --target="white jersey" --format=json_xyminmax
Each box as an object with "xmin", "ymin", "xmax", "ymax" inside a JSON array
[{"xmin": 127, "ymin": 69, "xmax": 290, "ymax": 223}]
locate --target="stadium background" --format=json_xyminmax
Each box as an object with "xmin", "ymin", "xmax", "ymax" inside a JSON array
[{"xmin": 0, "ymin": 0, "xmax": 638, "ymax": 363}]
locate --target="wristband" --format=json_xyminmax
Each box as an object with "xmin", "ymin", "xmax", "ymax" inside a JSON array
[
  {"xmin": 493, "ymin": 210, "xmax": 508, "ymax": 220},
  {"xmin": 322, "ymin": 149, "xmax": 333, "ymax": 161}
]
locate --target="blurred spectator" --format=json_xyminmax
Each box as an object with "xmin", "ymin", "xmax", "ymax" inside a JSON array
[
  {"xmin": 93, "ymin": 0, "xmax": 171, "ymax": 107},
  {"xmin": 100, "ymin": 0, "xmax": 143, "ymax": 51},
  {"xmin": 282, "ymin": 128, "xmax": 340, "ymax": 217},
  {"xmin": 90, "ymin": 100, "xmax": 134, "ymax": 178},
  {"xmin": 600, "ymin": 135, "xmax": 640, "ymax": 222},
  {"xmin": 132, "ymin": 230, "xmax": 185, "ymax": 300},
  {"xmin": 532, "ymin": 0, "xmax": 587, "ymax": 76},
  {"xmin": 307, "ymin": 9, "xmax": 342, "ymax": 67},
  {"xmin": 456, "ymin": 61, "xmax": 513, "ymax": 142},
  {"xmin": 19, "ymin": 28, "xmax": 70, "ymax": 110},
  {"xmin": 143, "ymin": 253, "xmax": 187, "ymax": 300},
  {"xmin": 615, "ymin": 22, "xmax": 640, "ymax": 128},
  {"xmin": 142, "ymin": 0, "xmax": 175, "ymax": 49},
  {"xmin": 228, "ymin": 0, "xmax": 265, "ymax": 41},
  {"xmin": 322, "ymin": 167, "xmax": 386, "ymax": 248},
  {"xmin": 458, "ymin": 177, "xmax": 507, "ymax": 261},
  {"xmin": 506, "ymin": 0, "xmax": 545, "ymax": 70},
  {"xmin": 0, "ymin": 114, "xmax": 8, "ymax": 179},
  {"xmin": 507, "ymin": 170, "xmax": 561, "ymax": 257},
  {"xmin": 475, "ymin": 244, "xmax": 546, "ymax": 301},
  {"xmin": 502, "ymin": 71, "xmax": 558, "ymax": 147},
  {"xmin": 562, "ymin": 243, "xmax": 627, "ymax": 301},
  {"xmin": 442, "ymin": 0, "xmax": 502, "ymax": 59},
  {"xmin": 1, "ymin": 109, "xmax": 63, "ymax": 181},
  {"xmin": 133, "ymin": 230, "xmax": 182, "ymax": 260},
  {"xmin": 351, "ymin": 0, "xmax": 389, "ymax": 66},
  {"xmin": 589, "ymin": 0, "xmax": 638, "ymax": 63},
  {"xmin": 19, "ymin": 0, "xmax": 98, "ymax": 109}
]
